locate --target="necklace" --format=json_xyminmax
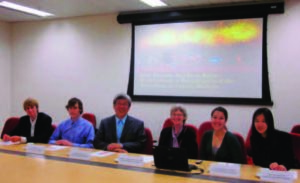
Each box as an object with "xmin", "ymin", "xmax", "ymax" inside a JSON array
[{"xmin": 213, "ymin": 131, "xmax": 225, "ymax": 147}]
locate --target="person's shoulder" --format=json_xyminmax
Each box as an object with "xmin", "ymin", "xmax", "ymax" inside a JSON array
[
  {"xmin": 225, "ymin": 131, "xmax": 239, "ymax": 141},
  {"xmin": 203, "ymin": 130, "xmax": 213, "ymax": 137},
  {"xmin": 161, "ymin": 127, "xmax": 172, "ymax": 133},
  {"xmin": 38, "ymin": 112, "xmax": 52, "ymax": 119},
  {"xmin": 184, "ymin": 125, "xmax": 195, "ymax": 131},
  {"xmin": 225, "ymin": 131, "xmax": 235, "ymax": 137},
  {"xmin": 80, "ymin": 117, "xmax": 93, "ymax": 127},
  {"xmin": 204, "ymin": 130, "xmax": 213, "ymax": 135},
  {"xmin": 274, "ymin": 129, "xmax": 291, "ymax": 140},
  {"xmin": 58, "ymin": 118, "xmax": 70, "ymax": 127},
  {"xmin": 100, "ymin": 115, "xmax": 115, "ymax": 123},
  {"xmin": 274, "ymin": 129, "xmax": 289, "ymax": 135},
  {"xmin": 19, "ymin": 114, "xmax": 29, "ymax": 121},
  {"xmin": 127, "ymin": 115, "xmax": 144, "ymax": 124}
]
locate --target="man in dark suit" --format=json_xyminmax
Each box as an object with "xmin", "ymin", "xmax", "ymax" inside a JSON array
[
  {"xmin": 93, "ymin": 94, "xmax": 146, "ymax": 153},
  {"xmin": 3, "ymin": 98, "xmax": 53, "ymax": 143}
]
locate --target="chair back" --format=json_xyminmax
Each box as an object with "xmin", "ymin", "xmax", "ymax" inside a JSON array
[
  {"xmin": 197, "ymin": 121, "xmax": 213, "ymax": 146},
  {"xmin": 291, "ymin": 133, "xmax": 300, "ymax": 168},
  {"xmin": 142, "ymin": 128, "xmax": 154, "ymax": 155},
  {"xmin": 233, "ymin": 132, "xmax": 247, "ymax": 164},
  {"xmin": 1, "ymin": 117, "xmax": 20, "ymax": 139},
  {"xmin": 50, "ymin": 124, "xmax": 57, "ymax": 135},
  {"xmin": 82, "ymin": 113, "xmax": 97, "ymax": 128},
  {"xmin": 245, "ymin": 128, "xmax": 252, "ymax": 156},
  {"xmin": 291, "ymin": 125, "xmax": 300, "ymax": 134},
  {"xmin": 162, "ymin": 118, "xmax": 173, "ymax": 129},
  {"xmin": 184, "ymin": 124, "xmax": 198, "ymax": 138}
]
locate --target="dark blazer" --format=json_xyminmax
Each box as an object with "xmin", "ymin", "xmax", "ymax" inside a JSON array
[
  {"xmin": 10, "ymin": 112, "xmax": 53, "ymax": 143},
  {"xmin": 93, "ymin": 115, "xmax": 146, "ymax": 153},
  {"xmin": 250, "ymin": 130, "xmax": 295, "ymax": 169},
  {"xmin": 199, "ymin": 130, "xmax": 245, "ymax": 164},
  {"xmin": 158, "ymin": 126, "xmax": 198, "ymax": 159}
]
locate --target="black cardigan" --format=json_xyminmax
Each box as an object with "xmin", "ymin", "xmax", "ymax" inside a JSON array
[
  {"xmin": 159, "ymin": 126, "xmax": 198, "ymax": 159},
  {"xmin": 199, "ymin": 130, "xmax": 245, "ymax": 164},
  {"xmin": 10, "ymin": 112, "xmax": 53, "ymax": 143},
  {"xmin": 250, "ymin": 130, "xmax": 295, "ymax": 169}
]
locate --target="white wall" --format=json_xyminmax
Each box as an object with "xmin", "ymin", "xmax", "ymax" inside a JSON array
[
  {"xmin": 0, "ymin": 21, "xmax": 11, "ymax": 130},
  {"xmin": 10, "ymin": 0, "xmax": 300, "ymax": 140}
]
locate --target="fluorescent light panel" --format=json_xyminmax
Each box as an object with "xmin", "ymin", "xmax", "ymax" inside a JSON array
[
  {"xmin": 0, "ymin": 1, "xmax": 53, "ymax": 17},
  {"xmin": 140, "ymin": 0, "xmax": 167, "ymax": 7}
]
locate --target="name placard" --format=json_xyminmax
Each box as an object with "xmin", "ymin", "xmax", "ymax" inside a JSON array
[
  {"xmin": 69, "ymin": 149, "xmax": 91, "ymax": 160},
  {"xmin": 118, "ymin": 154, "xmax": 144, "ymax": 167},
  {"xmin": 209, "ymin": 162, "xmax": 241, "ymax": 178},
  {"xmin": 257, "ymin": 168, "xmax": 297, "ymax": 183},
  {"xmin": 25, "ymin": 144, "xmax": 46, "ymax": 154}
]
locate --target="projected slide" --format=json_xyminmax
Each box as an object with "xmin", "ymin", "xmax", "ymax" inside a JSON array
[{"xmin": 133, "ymin": 18, "xmax": 263, "ymax": 99}]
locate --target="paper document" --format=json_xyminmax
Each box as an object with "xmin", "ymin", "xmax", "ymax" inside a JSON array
[
  {"xmin": 257, "ymin": 168, "xmax": 298, "ymax": 183},
  {"xmin": 91, "ymin": 151, "xmax": 115, "ymax": 158},
  {"xmin": 46, "ymin": 145, "xmax": 68, "ymax": 151},
  {"xmin": 25, "ymin": 144, "xmax": 46, "ymax": 154},
  {"xmin": 141, "ymin": 155, "xmax": 154, "ymax": 163},
  {"xmin": 0, "ymin": 141, "xmax": 20, "ymax": 146},
  {"xmin": 69, "ymin": 149, "xmax": 92, "ymax": 160},
  {"xmin": 209, "ymin": 162, "xmax": 241, "ymax": 178},
  {"xmin": 117, "ymin": 154, "xmax": 144, "ymax": 166}
]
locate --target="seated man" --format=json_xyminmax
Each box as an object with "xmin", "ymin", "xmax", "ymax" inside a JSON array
[
  {"xmin": 93, "ymin": 94, "xmax": 146, "ymax": 153},
  {"xmin": 49, "ymin": 97, "xmax": 94, "ymax": 148},
  {"xmin": 3, "ymin": 98, "xmax": 53, "ymax": 143}
]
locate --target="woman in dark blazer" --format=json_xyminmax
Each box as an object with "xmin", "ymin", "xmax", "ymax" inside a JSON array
[
  {"xmin": 199, "ymin": 107, "xmax": 245, "ymax": 164},
  {"xmin": 3, "ymin": 98, "xmax": 53, "ymax": 143},
  {"xmin": 158, "ymin": 105, "xmax": 198, "ymax": 159},
  {"xmin": 250, "ymin": 108, "xmax": 295, "ymax": 170}
]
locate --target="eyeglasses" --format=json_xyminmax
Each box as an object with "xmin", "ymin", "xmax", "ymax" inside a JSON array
[{"xmin": 171, "ymin": 113, "xmax": 184, "ymax": 117}]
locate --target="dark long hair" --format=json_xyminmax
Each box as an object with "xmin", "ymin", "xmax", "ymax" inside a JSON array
[
  {"xmin": 211, "ymin": 106, "xmax": 228, "ymax": 121},
  {"xmin": 251, "ymin": 108, "xmax": 275, "ymax": 140}
]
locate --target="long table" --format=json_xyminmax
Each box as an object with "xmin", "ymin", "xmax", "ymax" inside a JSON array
[{"xmin": 0, "ymin": 143, "xmax": 299, "ymax": 183}]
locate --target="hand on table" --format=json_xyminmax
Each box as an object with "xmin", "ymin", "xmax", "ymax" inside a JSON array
[
  {"xmin": 269, "ymin": 162, "xmax": 287, "ymax": 171},
  {"xmin": 107, "ymin": 143, "xmax": 122, "ymax": 151},
  {"xmin": 3, "ymin": 134, "xmax": 21, "ymax": 142},
  {"xmin": 3, "ymin": 134, "xmax": 11, "ymax": 141},
  {"xmin": 55, "ymin": 140, "xmax": 73, "ymax": 146}
]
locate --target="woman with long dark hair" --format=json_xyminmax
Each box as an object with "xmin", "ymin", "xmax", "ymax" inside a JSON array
[
  {"xmin": 250, "ymin": 108, "xmax": 295, "ymax": 170},
  {"xmin": 199, "ymin": 107, "xmax": 245, "ymax": 164}
]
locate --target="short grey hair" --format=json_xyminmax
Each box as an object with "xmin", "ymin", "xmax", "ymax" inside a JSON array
[
  {"xmin": 113, "ymin": 93, "xmax": 132, "ymax": 107},
  {"xmin": 170, "ymin": 104, "xmax": 188, "ymax": 123}
]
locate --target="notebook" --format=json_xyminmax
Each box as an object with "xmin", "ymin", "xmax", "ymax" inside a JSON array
[{"xmin": 153, "ymin": 146, "xmax": 197, "ymax": 172}]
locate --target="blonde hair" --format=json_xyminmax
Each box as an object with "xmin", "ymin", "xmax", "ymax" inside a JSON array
[{"xmin": 23, "ymin": 98, "xmax": 39, "ymax": 111}]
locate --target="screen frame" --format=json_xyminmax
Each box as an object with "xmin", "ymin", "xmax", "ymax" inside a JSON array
[{"xmin": 127, "ymin": 15, "xmax": 273, "ymax": 105}]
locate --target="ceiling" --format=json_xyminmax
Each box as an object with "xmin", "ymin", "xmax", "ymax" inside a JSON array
[{"xmin": 0, "ymin": 0, "xmax": 270, "ymax": 22}]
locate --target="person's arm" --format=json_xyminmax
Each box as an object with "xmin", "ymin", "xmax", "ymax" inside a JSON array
[
  {"xmin": 9, "ymin": 120, "xmax": 22, "ymax": 137},
  {"xmin": 199, "ymin": 132, "xmax": 210, "ymax": 160},
  {"xmin": 228, "ymin": 134, "xmax": 246, "ymax": 164},
  {"xmin": 72, "ymin": 124, "xmax": 95, "ymax": 148},
  {"xmin": 6, "ymin": 117, "xmax": 26, "ymax": 143},
  {"xmin": 93, "ymin": 120, "xmax": 109, "ymax": 150},
  {"xmin": 277, "ymin": 132, "xmax": 295, "ymax": 170},
  {"xmin": 122, "ymin": 122, "xmax": 146, "ymax": 153},
  {"xmin": 251, "ymin": 139, "xmax": 271, "ymax": 168},
  {"xmin": 185, "ymin": 129, "xmax": 198, "ymax": 159},
  {"xmin": 48, "ymin": 125, "xmax": 61, "ymax": 144},
  {"xmin": 158, "ymin": 128, "xmax": 169, "ymax": 147}
]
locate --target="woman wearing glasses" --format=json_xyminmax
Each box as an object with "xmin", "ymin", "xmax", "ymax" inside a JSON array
[{"xmin": 158, "ymin": 105, "xmax": 198, "ymax": 159}]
